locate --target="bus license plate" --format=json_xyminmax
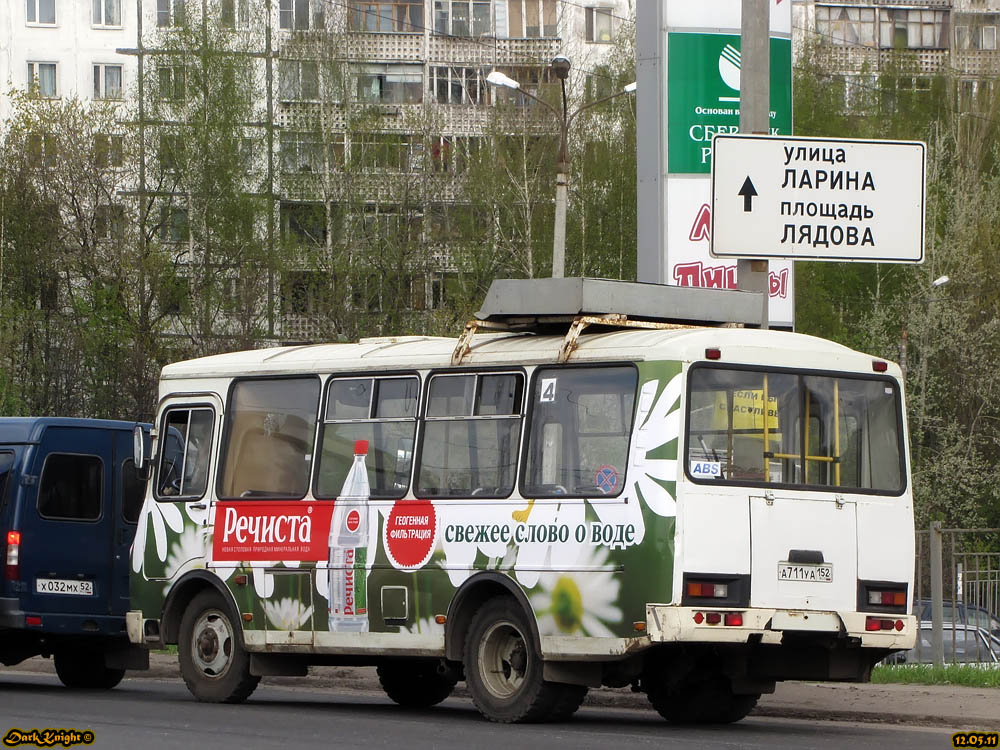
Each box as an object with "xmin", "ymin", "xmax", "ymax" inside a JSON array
[
  {"xmin": 777, "ymin": 564, "xmax": 833, "ymax": 583},
  {"xmin": 36, "ymin": 578, "xmax": 94, "ymax": 596}
]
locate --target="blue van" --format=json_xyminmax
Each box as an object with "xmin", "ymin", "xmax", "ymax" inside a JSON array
[{"xmin": 0, "ymin": 418, "xmax": 150, "ymax": 688}]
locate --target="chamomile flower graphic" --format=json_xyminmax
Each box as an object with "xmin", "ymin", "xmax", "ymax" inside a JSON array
[
  {"xmin": 399, "ymin": 616, "xmax": 444, "ymax": 636},
  {"xmin": 529, "ymin": 544, "xmax": 621, "ymax": 637},
  {"xmin": 131, "ymin": 494, "xmax": 185, "ymax": 573},
  {"xmin": 162, "ymin": 525, "xmax": 206, "ymax": 596},
  {"xmin": 263, "ymin": 597, "xmax": 314, "ymax": 630}
]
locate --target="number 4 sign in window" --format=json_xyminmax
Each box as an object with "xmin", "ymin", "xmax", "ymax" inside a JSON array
[{"xmin": 539, "ymin": 378, "xmax": 557, "ymax": 402}]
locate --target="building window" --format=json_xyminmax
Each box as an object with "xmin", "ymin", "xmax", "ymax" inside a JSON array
[
  {"xmin": 93, "ymin": 0, "xmax": 122, "ymax": 27},
  {"xmin": 353, "ymin": 134, "xmax": 422, "ymax": 172},
  {"xmin": 93, "ymin": 64, "xmax": 123, "ymax": 99},
  {"xmin": 280, "ymin": 131, "xmax": 331, "ymax": 173},
  {"xmin": 956, "ymin": 21, "xmax": 998, "ymax": 50},
  {"xmin": 278, "ymin": 59, "xmax": 319, "ymax": 100},
  {"xmin": 359, "ymin": 204, "xmax": 422, "ymax": 246},
  {"xmin": 26, "ymin": 0, "xmax": 56, "ymax": 25},
  {"xmin": 985, "ymin": 25, "xmax": 998, "ymax": 50},
  {"xmin": 815, "ymin": 6, "xmax": 876, "ymax": 47},
  {"xmin": 159, "ymin": 134, "xmax": 185, "ymax": 172},
  {"xmin": 279, "ymin": 0, "xmax": 324, "ymax": 30},
  {"xmin": 159, "ymin": 206, "xmax": 189, "ymax": 242},
  {"xmin": 356, "ymin": 65, "xmax": 422, "ymax": 104},
  {"xmin": 490, "ymin": 65, "xmax": 553, "ymax": 106},
  {"xmin": 157, "ymin": 0, "xmax": 185, "ymax": 27},
  {"xmin": 431, "ymin": 66, "xmax": 485, "ymax": 104},
  {"xmin": 95, "ymin": 204, "xmax": 125, "ymax": 240},
  {"xmin": 157, "ymin": 64, "xmax": 186, "ymax": 100},
  {"xmin": 434, "ymin": 1, "xmax": 491, "ymax": 36},
  {"xmin": 879, "ymin": 9, "xmax": 947, "ymax": 50},
  {"xmin": 94, "ymin": 133, "xmax": 124, "ymax": 168},
  {"xmin": 429, "ymin": 135, "xmax": 480, "ymax": 172},
  {"xmin": 350, "ymin": 1, "xmax": 421, "ymax": 32},
  {"xmin": 27, "ymin": 62, "xmax": 58, "ymax": 98},
  {"xmin": 585, "ymin": 6, "xmax": 613, "ymax": 43},
  {"xmin": 220, "ymin": 0, "xmax": 249, "ymax": 28},
  {"xmin": 281, "ymin": 202, "xmax": 327, "ymax": 246},
  {"xmin": 506, "ymin": 0, "xmax": 556, "ymax": 38},
  {"xmin": 27, "ymin": 133, "xmax": 58, "ymax": 166}
]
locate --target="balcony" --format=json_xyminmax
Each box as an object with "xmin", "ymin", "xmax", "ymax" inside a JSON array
[
  {"xmin": 344, "ymin": 32, "xmax": 424, "ymax": 62},
  {"xmin": 821, "ymin": 45, "xmax": 950, "ymax": 74}
]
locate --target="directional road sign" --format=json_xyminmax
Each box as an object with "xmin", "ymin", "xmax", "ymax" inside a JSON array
[{"xmin": 710, "ymin": 134, "xmax": 925, "ymax": 263}]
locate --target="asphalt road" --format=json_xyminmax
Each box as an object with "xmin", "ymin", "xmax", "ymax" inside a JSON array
[{"xmin": 0, "ymin": 672, "xmax": 958, "ymax": 750}]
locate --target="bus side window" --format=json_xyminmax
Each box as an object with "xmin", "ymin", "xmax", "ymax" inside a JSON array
[
  {"xmin": 218, "ymin": 377, "xmax": 319, "ymax": 500},
  {"xmin": 415, "ymin": 372, "xmax": 523, "ymax": 499},
  {"xmin": 523, "ymin": 366, "xmax": 637, "ymax": 498},
  {"xmin": 156, "ymin": 407, "xmax": 214, "ymax": 500}
]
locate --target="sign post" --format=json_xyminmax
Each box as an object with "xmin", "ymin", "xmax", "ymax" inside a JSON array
[{"xmin": 711, "ymin": 135, "xmax": 926, "ymax": 263}]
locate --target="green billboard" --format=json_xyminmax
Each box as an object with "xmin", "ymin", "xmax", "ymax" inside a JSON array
[{"xmin": 667, "ymin": 33, "xmax": 792, "ymax": 174}]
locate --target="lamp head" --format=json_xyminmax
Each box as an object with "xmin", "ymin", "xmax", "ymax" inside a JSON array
[
  {"xmin": 551, "ymin": 55, "xmax": 571, "ymax": 80},
  {"xmin": 486, "ymin": 70, "xmax": 520, "ymax": 90}
]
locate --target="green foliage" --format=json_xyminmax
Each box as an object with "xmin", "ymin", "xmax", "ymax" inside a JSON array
[
  {"xmin": 794, "ymin": 51, "xmax": 1000, "ymax": 530},
  {"xmin": 872, "ymin": 664, "xmax": 1000, "ymax": 688}
]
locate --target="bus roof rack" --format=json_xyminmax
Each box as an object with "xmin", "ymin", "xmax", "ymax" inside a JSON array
[{"xmin": 452, "ymin": 278, "xmax": 765, "ymax": 365}]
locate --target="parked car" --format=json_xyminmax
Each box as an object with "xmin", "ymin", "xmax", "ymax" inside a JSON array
[
  {"xmin": 914, "ymin": 599, "xmax": 1000, "ymax": 638},
  {"xmin": 0, "ymin": 417, "xmax": 150, "ymax": 688},
  {"xmin": 886, "ymin": 622, "xmax": 1000, "ymax": 665}
]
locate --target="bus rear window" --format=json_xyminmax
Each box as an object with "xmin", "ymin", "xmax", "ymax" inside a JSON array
[
  {"xmin": 686, "ymin": 366, "xmax": 904, "ymax": 493},
  {"xmin": 0, "ymin": 452, "xmax": 13, "ymax": 513},
  {"xmin": 523, "ymin": 366, "xmax": 637, "ymax": 498}
]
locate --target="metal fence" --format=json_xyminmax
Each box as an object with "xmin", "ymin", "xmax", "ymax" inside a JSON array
[{"xmin": 911, "ymin": 524, "xmax": 1000, "ymax": 665}]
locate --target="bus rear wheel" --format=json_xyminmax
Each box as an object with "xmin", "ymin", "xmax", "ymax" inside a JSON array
[
  {"xmin": 377, "ymin": 659, "xmax": 458, "ymax": 708},
  {"xmin": 178, "ymin": 589, "xmax": 260, "ymax": 703},
  {"xmin": 54, "ymin": 651, "xmax": 125, "ymax": 689},
  {"xmin": 647, "ymin": 674, "xmax": 758, "ymax": 724},
  {"xmin": 464, "ymin": 596, "xmax": 587, "ymax": 723}
]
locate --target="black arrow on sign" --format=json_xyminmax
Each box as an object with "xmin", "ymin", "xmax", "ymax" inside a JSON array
[{"xmin": 738, "ymin": 176, "xmax": 758, "ymax": 212}]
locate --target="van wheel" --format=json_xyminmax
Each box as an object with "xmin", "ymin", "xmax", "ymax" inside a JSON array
[
  {"xmin": 647, "ymin": 674, "xmax": 758, "ymax": 724},
  {"xmin": 54, "ymin": 651, "xmax": 125, "ymax": 689},
  {"xmin": 464, "ymin": 596, "xmax": 586, "ymax": 723},
  {"xmin": 377, "ymin": 660, "xmax": 458, "ymax": 707},
  {"xmin": 178, "ymin": 590, "xmax": 260, "ymax": 703}
]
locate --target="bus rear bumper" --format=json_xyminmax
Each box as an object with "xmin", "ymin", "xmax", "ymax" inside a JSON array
[{"xmin": 646, "ymin": 605, "xmax": 916, "ymax": 650}]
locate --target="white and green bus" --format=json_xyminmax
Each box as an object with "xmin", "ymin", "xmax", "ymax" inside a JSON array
[{"xmin": 128, "ymin": 279, "xmax": 915, "ymax": 724}]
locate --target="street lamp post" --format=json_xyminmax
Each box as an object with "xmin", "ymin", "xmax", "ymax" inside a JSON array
[{"xmin": 486, "ymin": 59, "xmax": 636, "ymax": 279}]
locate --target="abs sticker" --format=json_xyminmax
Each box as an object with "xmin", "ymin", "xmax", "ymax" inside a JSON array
[
  {"xmin": 539, "ymin": 378, "xmax": 557, "ymax": 402},
  {"xmin": 690, "ymin": 461, "xmax": 721, "ymax": 479}
]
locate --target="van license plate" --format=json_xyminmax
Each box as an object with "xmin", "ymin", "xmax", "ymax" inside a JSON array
[
  {"xmin": 777, "ymin": 564, "xmax": 833, "ymax": 583},
  {"xmin": 35, "ymin": 578, "xmax": 94, "ymax": 596}
]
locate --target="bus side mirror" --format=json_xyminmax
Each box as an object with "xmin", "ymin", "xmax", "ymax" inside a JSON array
[{"xmin": 134, "ymin": 424, "xmax": 152, "ymax": 481}]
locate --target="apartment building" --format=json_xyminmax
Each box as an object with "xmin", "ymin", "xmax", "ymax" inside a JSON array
[{"xmin": 0, "ymin": 0, "xmax": 137, "ymax": 120}]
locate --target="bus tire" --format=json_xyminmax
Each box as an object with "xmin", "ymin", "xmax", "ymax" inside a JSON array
[
  {"xmin": 463, "ymin": 596, "xmax": 584, "ymax": 723},
  {"xmin": 377, "ymin": 660, "xmax": 458, "ymax": 708},
  {"xmin": 54, "ymin": 651, "xmax": 125, "ymax": 689},
  {"xmin": 647, "ymin": 674, "xmax": 758, "ymax": 724},
  {"xmin": 178, "ymin": 589, "xmax": 260, "ymax": 704}
]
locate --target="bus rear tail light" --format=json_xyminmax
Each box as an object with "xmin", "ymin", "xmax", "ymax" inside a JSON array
[
  {"xmin": 724, "ymin": 612, "xmax": 743, "ymax": 627},
  {"xmin": 687, "ymin": 581, "xmax": 729, "ymax": 598},
  {"xmin": 5, "ymin": 531, "xmax": 20, "ymax": 581},
  {"xmin": 872, "ymin": 360, "xmax": 888, "ymax": 372},
  {"xmin": 868, "ymin": 590, "xmax": 906, "ymax": 607},
  {"xmin": 866, "ymin": 616, "xmax": 904, "ymax": 632},
  {"xmin": 693, "ymin": 611, "xmax": 744, "ymax": 626},
  {"xmin": 705, "ymin": 348, "xmax": 722, "ymax": 360}
]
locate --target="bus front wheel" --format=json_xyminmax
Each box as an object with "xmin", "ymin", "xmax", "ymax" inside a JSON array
[
  {"xmin": 646, "ymin": 673, "xmax": 758, "ymax": 724},
  {"xmin": 463, "ymin": 596, "xmax": 587, "ymax": 723},
  {"xmin": 178, "ymin": 589, "xmax": 260, "ymax": 703}
]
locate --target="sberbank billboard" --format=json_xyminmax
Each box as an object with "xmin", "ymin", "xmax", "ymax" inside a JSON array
[{"xmin": 668, "ymin": 34, "xmax": 792, "ymax": 174}]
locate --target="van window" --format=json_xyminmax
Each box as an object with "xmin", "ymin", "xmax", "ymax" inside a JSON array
[
  {"xmin": 523, "ymin": 366, "xmax": 637, "ymax": 497},
  {"xmin": 0, "ymin": 452, "xmax": 14, "ymax": 513},
  {"xmin": 316, "ymin": 376, "xmax": 418, "ymax": 499},
  {"xmin": 156, "ymin": 407, "xmax": 214, "ymax": 499},
  {"xmin": 219, "ymin": 377, "xmax": 320, "ymax": 499},
  {"xmin": 37, "ymin": 454, "xmax": 103, "ymax": 521},
  {"xmin": 416, "ymin": 372, "xmax": 523, "ymax": 498},
  {"xmin": 122, "ymin": 459, "xmax": 145, "ymax": 523}
]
